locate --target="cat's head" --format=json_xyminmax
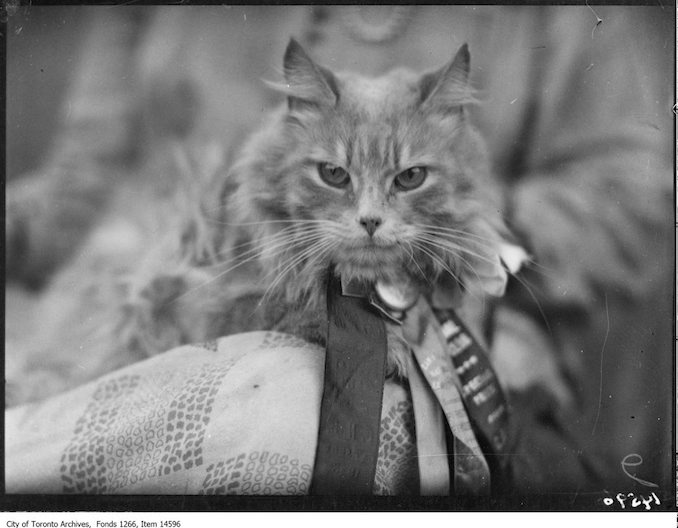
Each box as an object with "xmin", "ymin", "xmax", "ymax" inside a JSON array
[{"xmin": 229, "ymin": 39, "xmax": 512, "ymax": 305}]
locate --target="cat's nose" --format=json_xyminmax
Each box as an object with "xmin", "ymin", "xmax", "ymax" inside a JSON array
[{"xmin": 359, "ymin": 216, "xmax": 382, "ymax": 237}]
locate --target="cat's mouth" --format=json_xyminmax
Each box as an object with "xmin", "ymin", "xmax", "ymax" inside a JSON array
[
  {"xmin": 341, "ymin": 241, "xmax": 400, "ymax": 259},
  {"xmin": 332, "ymin": 243, "xmax": 407, "ymax": 281},
  {"xmin": 346, "ymin": 248, "xmax": 397, "ymax": 262}
]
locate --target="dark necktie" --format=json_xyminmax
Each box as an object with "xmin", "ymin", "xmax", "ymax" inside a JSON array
[{"xmin": 309, "ymin": 273, "xmax": 387, "ymax": 494}]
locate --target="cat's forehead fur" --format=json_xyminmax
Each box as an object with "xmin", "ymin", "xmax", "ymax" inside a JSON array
[{"xmin": 335, "ymin": 69, "xmax": 421, "ymax": 115}]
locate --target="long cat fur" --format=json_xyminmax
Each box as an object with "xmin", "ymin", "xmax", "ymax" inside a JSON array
[{"xmin": 7, "ymin": 40, "xmax": 514, "ymax": 405}]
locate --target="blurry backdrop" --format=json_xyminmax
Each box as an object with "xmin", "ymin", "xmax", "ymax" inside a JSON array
[{"xmin": 5, "ymin": 5, "xmax": 675, "ymax": 494}]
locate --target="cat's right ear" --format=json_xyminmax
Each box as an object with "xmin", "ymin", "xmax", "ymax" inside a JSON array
[
  {"xmin": 282, "ymin": 39, "xmax": 338, "ymax": 111},
  {"xmin": 419, "ymin": 43, "xmax": 475, "ymax": 112}
]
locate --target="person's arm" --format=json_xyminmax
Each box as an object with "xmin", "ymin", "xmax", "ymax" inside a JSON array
[
  {"xmin": 507, "ymin": 8, "xmax": 672, "ymax": 321},
  {"xmin": 493, "ymin": 7, "xmax": 673, "ymax": 491}
]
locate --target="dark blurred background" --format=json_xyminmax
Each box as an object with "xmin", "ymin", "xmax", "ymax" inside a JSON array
[{"xmin": 7, "ymin": 6, "xmax": 674, "ymax": 179}]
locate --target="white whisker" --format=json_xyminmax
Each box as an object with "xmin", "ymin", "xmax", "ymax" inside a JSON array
[
  {"xmin": 416, "ymin": 234, "xmax": 499, "ymax": 269},
  {"xmin": 260, "ymin": 239, "xmax": 336, "ymax": 306},
  {"xmin": 411, "ymin": 239, "xmax": 481, "ymax": 304},
  {"xmin": 403, "ymin": 241, "xmax": 428, "ymax": 282},
  {"xmin": 213, "ymin": 218, "xmax": 341, "ymax": 227},
  {"xmin": 506, "ymin": 271, "xmax": 552, "ymax": 334},
  {"xmin": 224, "ymin": 227, "xmax": 326, "ymax": 260},
  {"xmin": 411, "ymin": 240, "xmax": 459, "ymax": 284},
  {"xmin": 202, "ymin": 229, "xmax": 323, "ymax": 271},
  {"xmin": 223, "ymin": 223, "xmax": 304, "ymax": 252},
  {"xmin": 413, "ymin": 223, "xmax": 498, "ymax": 246},
  {"xmin": 172, "ymin": 230, "xmax": 328, "ymax": 302},
  {"xmin": 416, "ymin": 235, "xmax": 490, "ymax": 292}
]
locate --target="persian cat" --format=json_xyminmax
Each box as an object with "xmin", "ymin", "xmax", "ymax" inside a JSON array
[
  {"xmin": 222, "ymin": 40, "xmax": 513, "ymax": 349},
  {"xmin": 8, "ymin": 40, "xmax": 516, "ymax": 404}
]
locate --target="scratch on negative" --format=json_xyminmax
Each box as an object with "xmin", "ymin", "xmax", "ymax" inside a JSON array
[
  {"xmin": 586, "ymin": 1, "xmax": 603, "ymax": 39},
  {"xmin": 571, "ymin": 485, "xmax": 581, "ymax": 505},
  {"xmin": 591, "ymin": 293, "xmax": 609, "ymax": 436}
]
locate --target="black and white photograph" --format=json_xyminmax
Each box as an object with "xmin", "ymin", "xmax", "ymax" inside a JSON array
[{"xmin": 3, "ymin": 3, "xmax": 675, "ymax": 514}]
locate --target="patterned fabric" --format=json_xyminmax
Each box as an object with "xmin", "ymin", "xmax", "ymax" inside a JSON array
[
  {"xmin": 373, "ymin": 401, "xmax": 418, "ymax": 495},
  {"xmin": 60, "ymin": 362, "xmax": 231, "ymax": 493},
  {"xmin": 6, "ymin": 332, "xmax": 418, "ymax": 495},
  {"xmin": 201, "ymin": 452, "xmax": 312, "ymax": 495}
]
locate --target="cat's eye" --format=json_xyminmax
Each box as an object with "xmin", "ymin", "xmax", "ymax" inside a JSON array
[
  {"xmin": 394, "ymin": 166, "xmax": 428, "ymax": 191},
  {"xmin": 318, "ymin": 163, "xmax": 351, "ymax": 189}
]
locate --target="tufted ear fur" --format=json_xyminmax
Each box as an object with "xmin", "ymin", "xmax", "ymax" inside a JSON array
[
  {"xmin": 283, "ymin": 38, "xmax": 338, "ymax": 111},
  {"xmin": 419, "ymin": 43, "xmax": 473, "ymax": 111}
]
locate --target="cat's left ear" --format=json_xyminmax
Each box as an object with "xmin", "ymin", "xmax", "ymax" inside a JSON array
[
  {"xmin": 419, "ymin": 43, "xmax": 473, "ymax": 111},
  {"xmin": 282, "ymin": 38, "xmax": 338, "ymax": 110}
]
